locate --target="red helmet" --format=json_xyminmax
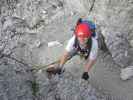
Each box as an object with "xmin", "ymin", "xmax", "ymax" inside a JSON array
[{"xmin": 75, "ymin": 23, "xmax": 92, "ymax": 38}]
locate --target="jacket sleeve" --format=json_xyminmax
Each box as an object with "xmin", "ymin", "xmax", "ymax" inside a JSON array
[
  {"xmin": 65, "ymin": 36, "xmax": 76, "ymax": 52},
  {"xmin": 89, "ymin": 38, "xmax": 98, "ymax": 60}
]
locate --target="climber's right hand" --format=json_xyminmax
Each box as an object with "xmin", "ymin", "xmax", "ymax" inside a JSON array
[
  {"xmin": 46, "ymin": 66, "xmax": 65, "ymax": 75},
  {"xmin": 55, "ymin": 67, "xmax": 64, "ymax": 75}
]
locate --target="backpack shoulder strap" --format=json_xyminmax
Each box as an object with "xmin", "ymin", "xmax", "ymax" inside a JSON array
[
  {"xmin": 73, "ymin": 37, "xmax": 81, "ymax": 51},
  {"xmin": 85, "ymin": 37, "xmax": 92, "ymax": 59}
]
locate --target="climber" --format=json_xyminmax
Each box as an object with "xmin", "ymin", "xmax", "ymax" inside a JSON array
[{"xmin": 47, "ymin": 18, "xmax": 98, "ymax": 81}]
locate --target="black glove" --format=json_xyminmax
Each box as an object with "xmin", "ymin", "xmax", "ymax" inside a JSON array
[
  {"xmin": 82, "ymin": 72, "xmax": 89, "ymax": 80},
  {"xmin": 55, "ymin": 67, "xmax": 63, "ymax": 74},
  {"xmin": 52, "ymin": 67, "xmax": 65, "ymax": 75}
]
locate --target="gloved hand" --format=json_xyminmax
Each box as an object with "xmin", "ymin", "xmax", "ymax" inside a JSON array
[
  {"xmin": 55, "ymin": 67, "xmax": 64, "ymax": 75},
  {"xmin": 82, "ymin": 72, "xmax": 89, "ymax": 80},
  {"xmin": 46, "ymin": 67, "xmax": 65, "ymax": 75}
]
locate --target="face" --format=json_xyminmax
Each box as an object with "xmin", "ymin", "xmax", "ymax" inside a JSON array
[{"xmin": 77, "ymin": 37, "xmax": 88, "ymax": 46}]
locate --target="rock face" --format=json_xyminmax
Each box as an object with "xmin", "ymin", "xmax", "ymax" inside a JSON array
[
  {"xmin": 0, "ymin": 59, "xmax": 33, "ymax": 100},
  {"xmin": 0, "ymin": 15, "xmax": 34, "ymax": 99},
  {"xmin": 36, "ymin": 71, "xmax": 105, "ymax": 100},
  {"xmin": 0, "ymin": 0, "xmax": 133, "ymax": 100}
]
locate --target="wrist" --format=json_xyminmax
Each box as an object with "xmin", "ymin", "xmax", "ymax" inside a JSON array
[
  {"xmin": 59, "ymin": 64, "xmax": 63, "ymax": 68},
  {"xmin": 84, "ymin": 67, "xmax": 89, "ymax": 72}
]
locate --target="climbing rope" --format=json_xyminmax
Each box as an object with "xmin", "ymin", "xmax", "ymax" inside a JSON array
[{"xmin": 32, "ymin": 60, "xmax": 60, "ymax": 72}]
